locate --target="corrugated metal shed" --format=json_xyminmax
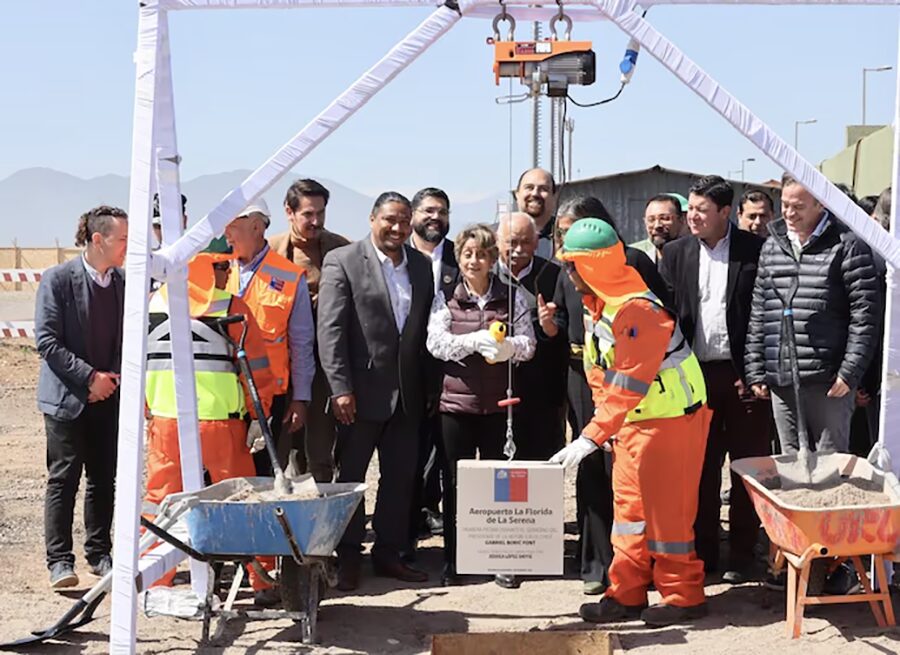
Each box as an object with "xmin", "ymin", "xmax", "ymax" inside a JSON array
[{"xmin": 558, "ymin": 165, "xmax": 781, "ymax": 244}]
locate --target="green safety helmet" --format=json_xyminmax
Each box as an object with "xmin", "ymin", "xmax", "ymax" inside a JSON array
[
  {"xmin": 559, "ymin": 218, "xmax": 621, "ymax": 257},
  {"xmin": 203, "ymin": 235, "xmax": 232, "ymax": 254}
]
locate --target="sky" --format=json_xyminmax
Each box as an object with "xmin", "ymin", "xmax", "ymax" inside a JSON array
[{"xmin": 1, "ymin": 2, "xmax": 898, "ymax": 204}]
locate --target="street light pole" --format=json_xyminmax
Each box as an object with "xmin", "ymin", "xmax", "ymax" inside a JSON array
[
  {"xmin": 863, "ymin": 66, "xmax": 893, "ymax": 125},
  {"xmin": 794, "ymin": 118, "xmax": 817, "ymax": 151},
  {"xmin": 741, "ymin": 157, "xmax": 756, "ymax": 182}
]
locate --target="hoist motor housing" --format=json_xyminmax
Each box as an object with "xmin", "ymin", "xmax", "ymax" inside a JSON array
[{"xmin": 493, "ymin": 40, "xmax": 595, "ymax": 97}]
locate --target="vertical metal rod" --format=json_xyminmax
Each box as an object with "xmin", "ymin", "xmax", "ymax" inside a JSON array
[{"xmin": 531, "ymin": 21, "xmax": 542, "ymax": 168}]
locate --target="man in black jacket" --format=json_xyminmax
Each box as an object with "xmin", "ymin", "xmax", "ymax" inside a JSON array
[
  {"xmin": 407, "ymin": 187, "xmax": 459, "ymax": 547},
  {"xmin": 660, "ymin": 175, "xmax": 770, "ymax": 583},
  {"xmin": 318, "ymin": 192, "xmax": 437, "ymax": 590},
  {"xmin": 745, "ymin": 174, "xmax": 880, "ymax": 455},
  {"xmin": 494, "ymin": 211, "xmax": 568, "ymax": 589},
  {"xmin": 547, "ymin": 196, "xmax": 669, "ymax": 596},
  {"xmin": 35, "ymin": 206, "xmax": 127, "ymax": 589}
]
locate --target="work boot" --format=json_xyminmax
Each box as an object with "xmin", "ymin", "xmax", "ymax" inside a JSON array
[
  {"xmin": 640, "ymin": 602, "xmax": 708, "ymax": 627},
  {"xmin": 253, "ymin": 587, "xmax": 281, "ymax": 608},
  {"xmin": 494, "ymin": 574, "xmax": 521, "ymax": 589},
  {"xmin": 579, "ymin": 597, "xmax": 646, "ymax": 623},
  {"xmin": 582, "ymin": 580, "xmax": 606, "ymax": 596},
  {"xmin": 88, "ymin": 554, "xmax": 113, "ymax": 578},
  {"xmin": 336, "ymin": 557, "xmax": 361, "ymax": 591},
  {"xmin": 49, "ymin": 561, "xmax": 79, "ymax": 590}
]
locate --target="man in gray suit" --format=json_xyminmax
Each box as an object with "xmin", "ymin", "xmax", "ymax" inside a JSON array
[
  {"xmin": 35, "ymin": 205, "xmax": 127, "ymax": 589},
  {"xmin": 317, "ymin": 191, "xmax": 436, "ymax": 590}
]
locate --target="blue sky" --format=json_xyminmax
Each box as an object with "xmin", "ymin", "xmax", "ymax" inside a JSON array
[{"xmin": 1, "ymin": 2, "xmax": 898, "ymax": 201}]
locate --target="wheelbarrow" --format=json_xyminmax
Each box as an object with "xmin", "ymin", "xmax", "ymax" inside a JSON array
[
  {"xmin": 732, "ymin": 453, "xmax": 900, "ymax": 637},
  {"xmin": 145, "ymin": 476, "xmax": 366, "ymax": 644}
]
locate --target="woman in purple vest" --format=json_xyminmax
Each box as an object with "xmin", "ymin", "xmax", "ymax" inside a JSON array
[{"xmin": 426, "ymin": 224, "xmax": 536, "ymax": 585}]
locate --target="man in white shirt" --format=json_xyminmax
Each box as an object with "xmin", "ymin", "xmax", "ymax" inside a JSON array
[
  {"xmin": 317, "ymin": 191, "xmax": 437, "ymax": 590},
  {"xmin": 35, "ymin": 206, "xmax": 127, "ymax": 589},
  {"xmin": 408, "ymin": 188, "xmax": 459, "ymax": 548},
  {"xmin": 659, "ymin": 175, "xmax": 769, "ymax": 585}
]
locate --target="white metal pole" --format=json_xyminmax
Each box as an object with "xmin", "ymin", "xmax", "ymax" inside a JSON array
[
  {"xmin": 110, "ymin": 3, "xmax": 162, "ymax": 652},
  {"xmin": 154, "ymin": 14, "xmax": 209, "ymax": 597}
]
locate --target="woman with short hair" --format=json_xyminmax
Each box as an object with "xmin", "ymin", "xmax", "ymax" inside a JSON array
[{"xmin": 426, "ymin": 223, "xmax": 536, "ymax": 586}]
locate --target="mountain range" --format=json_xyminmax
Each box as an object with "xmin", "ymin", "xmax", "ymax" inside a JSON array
[{"xmin": 1, "ymin": 168, "xmax": 506, "ymax": 247}]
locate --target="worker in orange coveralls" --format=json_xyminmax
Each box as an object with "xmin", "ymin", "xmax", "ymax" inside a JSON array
[
  {"xmin": 142, "ymin": 237, "xmax": 277, "ymax": 601},
  {"xmin": 550, "ymin": 219, "xmax": 712, "ymax": 627}
]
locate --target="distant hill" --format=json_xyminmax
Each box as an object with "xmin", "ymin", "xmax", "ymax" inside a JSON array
[{"xmin": 0, "ymin": 168, "xmax": 505, "ymax": 247}]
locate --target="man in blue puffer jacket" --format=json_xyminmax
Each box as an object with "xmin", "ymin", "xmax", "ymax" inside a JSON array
[{"xmin": 744, "ymin": 173, "xmax": 881, "ymax": 455}]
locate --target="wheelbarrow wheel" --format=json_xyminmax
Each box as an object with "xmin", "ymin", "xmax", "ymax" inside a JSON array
[{"xmin": 280, "ymin": 557, "xmax": 326, "ymax": 643}]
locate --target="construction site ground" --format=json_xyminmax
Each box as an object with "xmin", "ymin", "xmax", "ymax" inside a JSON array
[{"xmin": 1, "ymin": 339, "xmax": 899, "ymax": 654}]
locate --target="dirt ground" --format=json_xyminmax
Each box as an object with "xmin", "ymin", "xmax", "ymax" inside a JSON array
[{"xmin": 1, "ymin": 338, "xmax": 899, "ymax": 654}]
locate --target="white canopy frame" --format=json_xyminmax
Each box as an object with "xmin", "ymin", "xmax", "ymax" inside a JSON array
[{"xmin": 113, "ymin": 0, "xmax": 900, "ymax": 651}]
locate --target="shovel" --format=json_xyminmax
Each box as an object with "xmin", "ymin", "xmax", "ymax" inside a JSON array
[
  {"xmin": 0, "ymin": 498, "xmax": 193, "ymax": 648},
  {"xmin": 213, "ymin": 314, "xmax": 292, "ymax": 497},
  {"xmin": 771, "ymin": 267, "xmax": 840, "ymax": 489}
]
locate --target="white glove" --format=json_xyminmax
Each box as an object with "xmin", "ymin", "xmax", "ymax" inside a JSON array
[
  {"xmin": 246, "ymin": 420, "xmax": 266, "ymax": 453},
  {"xmin": 549, "ymin": 436, "xmax": 599, "ymax": 468},
  {"xmin": 485, "ymin": 339, "xmax": 515, "ymax": 364},
  {"xmin": 465, "ymin": 329, "xmax": 498, "ymax": 355}
]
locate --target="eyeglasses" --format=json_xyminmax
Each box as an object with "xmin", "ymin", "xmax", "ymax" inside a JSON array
[{"xmin": 416, "ymin": 207, "xmax": 450, "ymax": 218}]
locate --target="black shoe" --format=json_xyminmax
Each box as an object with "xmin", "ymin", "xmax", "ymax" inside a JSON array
[
  {"xmin": 253, "ymin": 587, "xmax": 281, "ymax": 608},
  {"xmin": 640, "ymin": 602, "xmax": 708, "ymax": 627},
  {"xmin": 823, "ymin": 563, "xmax": 861, "ymax": 596},
  {"xmin": 494, "ymin": 574, "xmax": 520, "ymax": 589},
  {"xmin": 88, "ymin": 554, "xmax": 112, "ymax": 578},
  {"xmin": 373, "ymin": 558, "xmax": 429, "ymax": 583},
  {"xmin": 336, "ymin": 558, "xmax": 361, "ymax": 591},
  {"xmin": 424, "ymin": 509, "xmax": 443, "ymax": 536},
  {"xmin": 579, "ymin": 597, "xmax": 646, "ymax": 623},
  {"xmin": 764, "ymin": 571, "xmax": 787, "ymax": 591},
  {"xmin": 49, "ymin": 562, "xmax": 79, "ymax": 590}
]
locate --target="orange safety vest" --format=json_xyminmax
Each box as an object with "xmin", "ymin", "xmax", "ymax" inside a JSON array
[{"xmin": 227, "ymin": 247, "xmax": 304, "ymax": 395}]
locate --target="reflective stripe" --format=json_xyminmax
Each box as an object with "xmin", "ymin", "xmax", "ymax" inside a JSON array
[
  {"xmin": 248, "ymin": 356, "xmax": 269, "ymax": 371},
  {"xmin": 147, "ymin": 359, "xmax": 237, "ymax": 373},
  {"xmin": 147, "ymin": 342, "xmax": 227, "ymax": 357},
  {"xmin": 207, "ymin": 298, "xmax": 232, "ymax": 315},
  {"xmin": 604, "ymin": 369, "xmax": 651, "ymax": 396},
  {"xmin": 612, "ymin": 520, "xmax": 646, "ymax": 536},
  {"xmin": 674, "ymin": 364, "xmax": 695, "ymax": 407},
  {"xmin": 260, "ymin": 264, "xmax": 299, "ymax": 283},
  {"xmin": 647, "ymin": 539, "xmax": 694, "ymax": 555}
]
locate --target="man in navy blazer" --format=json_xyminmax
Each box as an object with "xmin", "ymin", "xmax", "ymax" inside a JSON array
[{"xmin": 35, "ymin": 205, "xmax": 127, "ymax": 589}]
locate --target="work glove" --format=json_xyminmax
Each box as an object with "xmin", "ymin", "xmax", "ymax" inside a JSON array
[
  {"xmin": 464, "ymin": 329, "xmax": 499, "ymax": 356},
  {"xmin": 549, "ymin": 435, "xmax": 599, "ymax": 469},
  {"xmin": 483, "ymin": 339, "xmax": 515, "ymax": 364},
  {"xmin": 246, "ymin": 418, "xmax": 270, "ymax": 454}
]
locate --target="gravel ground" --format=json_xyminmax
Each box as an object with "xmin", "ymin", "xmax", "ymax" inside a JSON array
[{"xmin": 0, "ymin": 339, "xmax": 898, "ymax": 654}]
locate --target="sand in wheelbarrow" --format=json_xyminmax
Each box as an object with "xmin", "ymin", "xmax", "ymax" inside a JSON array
[
  {"xmin": 223, "ymin": 477, "xmax": 320, "ymax": 503},
  {"xmin": 774, "ymin": 478, "xmax": 891, "ymax": 508}
]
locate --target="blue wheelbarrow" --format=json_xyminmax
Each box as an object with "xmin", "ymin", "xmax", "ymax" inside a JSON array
[{"xmin": 145, "ymin": 476, "xmax": 366, "ymax": 644}]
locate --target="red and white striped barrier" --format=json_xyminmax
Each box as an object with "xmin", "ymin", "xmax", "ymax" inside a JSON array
[
  {"xmin": 0, "ymin": 269, "xmax": 43, "ymax": 283},
  {"xmin": 0, "ymin": 321, "xmax": 35, "ymax": 338}
]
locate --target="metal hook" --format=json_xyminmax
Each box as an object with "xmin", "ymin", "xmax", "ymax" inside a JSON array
[
  {"xmin": 492, "ymin": 2, "xmax": 516, "ymax": 41},
  {"xmin": 549, "ymin": 4, "xmax": 572, "ymax": 41}
]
